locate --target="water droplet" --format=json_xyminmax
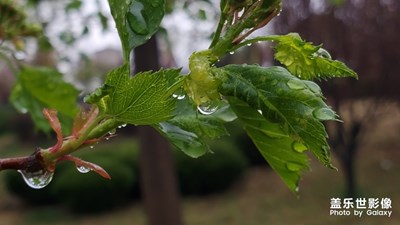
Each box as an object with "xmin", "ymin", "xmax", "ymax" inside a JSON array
[
  {"xmin": 172, "ymin": 93, "xmax": 186, "ymax": 100},
  {"xmin": 316, "ymin": 48, "xmax": 332, "ymax": 59},
  {"xmin": 312, "ymin": 108, "xmax": 336, "ymax": 121},
  {"xmin": 18, "ymin": 169, "xmax": 53, "ymax": 189},
  {"xmin": 90, "ymin": 145, "xmax": 94, "ymax": 149},
  {"xmin": 197, "ymin": 102, "xmax": 219, "ymax": 115},
  {"xmin": 126, "ymin": 2, "xmax": 149, "ymax": 35},
  {"xmin": 292, "ymin": 141, "xmax": 308, "ymax": 153},
  {"xmin": 295, "ymin": 186, "xmax": 300, "ymax": 193},
  {"xmin": 121, "ymin": 123, "xmax": 127, "ymax": 128},
  {"xmin": 286, "ymin": 79, "xmax": 306, "ymax": 90},
  {"xmin": 118, "ymin": 125, "xmax": 122, "ymax": 129},
  {"xmin": 76, "ymin": 166, "xmax": 91, "ymax": 174},
  {"xmin": 257, "ymin": 109, "xmax": 263, "ymax": 115},
  {"xmin": 108, "ymin": 129, "xmax": 116, "ymax": 135},
  {"xmin": 106, "ymin": 137, "xmax": 110, "ymax": 141},
  {"xmin": 14, "ymin": 51, "xmax": 27, "ymax": 60},
  {"xmin": 229, "ymin": 51, "xmax": 234, "ymax": 55},
  {"xmin": 303, "ymin": 80, "xmax": 322, "ymax": 95},
  {"xmin": 247, "ymin": 43, "xmax": 252, "ymax": 47},
  {"xmin": 19, "ymin": 107, "xmax": 28, "ymax": 114},
  {"xmin": 285, "ymin": 162, "xmax": 304, "ymax": 172}
]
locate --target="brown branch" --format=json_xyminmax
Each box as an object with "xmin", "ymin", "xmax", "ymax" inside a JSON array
[{"xmin": 0, "ymin": 150, "xmax": 46, "ymax": 172}]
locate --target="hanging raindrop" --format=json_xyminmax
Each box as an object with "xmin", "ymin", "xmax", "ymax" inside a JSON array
[
  {"xmin": 76, "ymin": 166, "xmax": 91, "ymax": 174},
  {"xmin": 108, "ymin": 129, "xmax": 116, "ymax": 135},
  {"xmin": 90, "ymin": 145, "xmax": 94, "ymax": 149},
  {"xmin": 121, "ymin": 123, "xmax": 127, "ymax": 128},
  {"xmin": 229, "ymin": 51, "xmax": 234, "ymax": 55},
  {"xmin": 18, "ymin": 169, "xmax": 54, "ymax": 189}
]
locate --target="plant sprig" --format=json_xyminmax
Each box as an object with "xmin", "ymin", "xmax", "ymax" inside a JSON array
[{"xmin": 1, "ymin": 0, "xmax": 357, "ymax": 193}]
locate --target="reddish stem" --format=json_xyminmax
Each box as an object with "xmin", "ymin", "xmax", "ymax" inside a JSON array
[{"xmin": 0, "ymin": 150, "xmax": 46, "ymax": 172}]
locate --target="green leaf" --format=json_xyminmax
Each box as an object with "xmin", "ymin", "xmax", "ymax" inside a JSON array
[
  {"xmin": 10, "ymin": 66, "xmax": 79, "ymax": 133},
  {"xmin": 156, "ymin": 97, "xmax": 236, "ymax": 158},
  {"xmin": 268, "ymin": 33, "xmax": 357, "ymax": 80},
  {"xmin": 92, "ymin": 65, "xmax": 180, "ymax": 125},
  {"xmin": 107, "ymin": 0, "xmax": 165, "ymax": 61},
  {"xmin": 216, "ymin": 65, "xmax": 336, "ymax": 169},
  {"xmin": 228, "ymin": 98, "xmax": 309, "ymax": 192}
]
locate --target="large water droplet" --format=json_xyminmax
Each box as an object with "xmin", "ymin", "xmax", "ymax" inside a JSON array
[
  {"xmin": 285, "ymin": 162, "xmax": 304, "ymax": 172},
  {"xmin": 76, "ymin": 166, "xmax": 91, "ymax": 174},
  {"xmin": 286, "ymin": 79, "xmax": 306, "ymax": 90},
  {"xmin": 18, "ymin": 169, "xmax": 53, "ymax": 189},
  {"xmin": 126, "ymin": 2, "xmax": 149, "ymax": 35},
  {"xmin": 197, "ymin": 102, "xmax": 219, "ymax": 115},
  {"xmin": 292, "ymin": 141, "xmax": 308, "ymax": 153},
  {"xmin": 312, "ymin": 108, "xmax": 336, "ymax": 121}
]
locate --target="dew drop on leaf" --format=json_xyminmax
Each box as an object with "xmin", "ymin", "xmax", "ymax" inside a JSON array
[
  {"xmin": 108, "ymin": 129, "xmax": 116, "ymax": 135},
  {"xmin": 312, "ymin": 108, "xmax": 336, "ymax": 121},
  {"xmin": 76, "ymin": 166, "xmax": 91, "ymax": 174},
  {"xmin": 292, "ymin": 141, "xmax": 308, "ymax": 153},
  {"xmin": 126, "ymin": 2, "xmax": 149, "ymax": 35},
  {"xmin": 303, "ymin": 80, "xmax": 322, "ymax": 95},
  {"xmin": 90, "ymin": 145, "xmax": 94, "ymax": 149},
  {"xmin": 316, "ymin": 48, "xmax": 332, "ymax": 59},
  {"xmin": 197, "ymin": 102, "xmax": 218, "ymax": 115},
  {"xmin": 229, "ymin": 51, "xmax": 234, "ymax": 55},
  {"xmin": 121, "ymin": 123, "xmax": 127, "ymax": 128},
  {"xmin": 247, "ymin": 43, "xmax": 252, "ymax": 47},
  {"xmin": 285, "ymin": 162, "xmax": 304, "ymax": 172},
  {"xmin": 18, "ymin": 169, "xmax": 53, "ymax": 189},
  {"xmin": 286, "ymin": 79, "xmax": 306, "ymax": 90},
  {"xmin": 172, "ymin": 93, "xmax": 186, "ymax": 100}
]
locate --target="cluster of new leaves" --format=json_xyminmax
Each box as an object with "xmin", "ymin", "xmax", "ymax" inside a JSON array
[{"xmin": 2, "ymin": 0, "xmax": 358, "ymax": 193}]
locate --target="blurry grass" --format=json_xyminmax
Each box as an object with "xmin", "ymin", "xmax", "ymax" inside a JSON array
[{"xmin": 0, "ymin": 111, "xmax": 399, "ymax": 225}]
